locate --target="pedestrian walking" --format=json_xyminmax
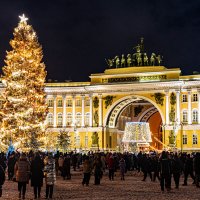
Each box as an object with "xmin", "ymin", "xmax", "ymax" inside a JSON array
[
  {"xmin": 7, "ymin": 152, "xmax": 16, "ymax": 181},
  {"xmin": 159, "ymin": 151, "xmax": 171, "ymax": 192},
  {"xmin": 182, "ymin": 154, "xmax": 195, "ymax": 186},
  {"xmin": 119, "ymin": 156, "xmax": 126, "ymax": 180},
  {"xmin": 82, "ymin": 156, "xmax": 92, "ymax": 186},
  {"xmin": 93, "ymin": 155, "xmax": 102, "ymax": 185},
  {"xmin": 0, "ymin": 163, "xmax": 5, "ymax": 197},
  {"xmin": 30, "ymin": 153, "xmax": 44, "ymax": 199},
  {"xmin": 44, "ymin": 153, "xmax": 56, "ymax": 199},
  {"xmin": 14, "ymin": 153, "xmax": 30, "ymax": 199},
  {"xmin": 171, "ymin": 153, "xmax": 182, "ymax": 189},
  {"xmin": 108, "ymin": 155, "xmax": 115, "ymax": 181},
  {"xmin": 194, "ymin": 152, "xmax": 200, "ymax": 187}
]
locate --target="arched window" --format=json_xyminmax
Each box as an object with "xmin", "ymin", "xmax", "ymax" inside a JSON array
[
  {"xmin": 76, "ymin": 112, "xmax": 82, "ymax": 126},
  {"xmin": 66, "ymin": 113, "xmax": 72, "ymax": 126},
  {"xmin": 192, "ymin": 110, "xmax": 198, "ymax": 123},
  {"xmin": 57, "ymin": 113, "xmax": 63, "ymax": 126},
  {"xmin": 182, "ymin": 110, "xmax": 188, "ymax": 123},
  {"xmin": 85, "ymin": 112, "xmax": 90, "ymax": 126},
  {"xmin": 47, "ymin": 113, "xmax": 53, "ymax": 126}
]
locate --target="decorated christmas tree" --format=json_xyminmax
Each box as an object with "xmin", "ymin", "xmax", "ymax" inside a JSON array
[
  {"xmin": 57, "ymin": 129, "xmax": 71, "ymax": 152},
  {"xmin": 0, "ymin": 14, "xmax": 48, "ymax": 151}
]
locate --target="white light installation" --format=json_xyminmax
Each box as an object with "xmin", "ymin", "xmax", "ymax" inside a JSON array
[{"xmin": 122, "ymin": 122, "xmax": 152, "ymax": 143}]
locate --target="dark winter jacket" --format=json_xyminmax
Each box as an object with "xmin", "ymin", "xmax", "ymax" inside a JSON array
[
  {"xmin": 159, "ymin": 158, "xmax": 171, "ymax": 175},
  {"xmin": 194, "ymin": 153, "xmax": 200, "ymax": 175},
  {"xmin": 171, "ymin": 157, "xmax": 182, "ymax": 174},
  {"xmin": 31, "ymin": 155, "xmax": 44, "ymax": 187},
  {"xmin": 0, "ymin": 165, "xmax": 5, "ymax": 186}
]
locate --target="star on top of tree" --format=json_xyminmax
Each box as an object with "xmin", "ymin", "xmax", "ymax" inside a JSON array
[{"xmin": 19, "ymin": 14, "xmax": 28, "ymax": 23}]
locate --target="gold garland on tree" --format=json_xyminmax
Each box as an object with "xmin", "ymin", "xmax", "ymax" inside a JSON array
[{"xmin": 0, "ymin": 14, "xmax": 48, "ymax": 151}]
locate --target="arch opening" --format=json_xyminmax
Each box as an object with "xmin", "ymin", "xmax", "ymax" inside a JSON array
[{"xmin": 104, "ymin": 95, "xmax": 164, "ymax": 151}]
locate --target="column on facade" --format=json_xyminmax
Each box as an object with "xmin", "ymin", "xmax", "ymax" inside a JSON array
[
  {"xmin": 53, "ymin": 95, "xmax": 57, "ymax": 127},
  {"xmin": 72, "ymin": 95, "xmax": 76, "ymax": 126},
  {"xmin": 89, "ymin": 94, "xmax": 93, "ymax": 127},
  {"xmin": 176, "ymin": 90, "xmax": 180, "ymax": 124},
  {"xmin": 165, "ymin": 90, "xmax": 169, "ymax": 125},
  {"xmin": 81, "ymin": 95, "xmax": 85, "ymax": 127},
  {"xmin": 198, "ymin": 89, "xmax": 200, "ymax": 124},
  {"xmin": 62, "ymin": 94, "xmax": 66, "ymax": 127},
  {"xmin": 98, "ymin": 94, "xmax": 103, "ymax": 126},
  {"xmin": 187, "ymin": 90, "xmax": 192, "ymax": 124}
]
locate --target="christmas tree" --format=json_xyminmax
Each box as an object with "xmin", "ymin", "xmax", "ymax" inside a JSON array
[
  {"xmin": 57, "ymin": 129, "xmax": 71, "ymax": 152},
  {"xmin": 0, "ymin": 14, "xmax": 48, "ymax": 151}
]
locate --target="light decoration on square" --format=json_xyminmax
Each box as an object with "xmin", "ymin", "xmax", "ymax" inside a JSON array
[
  {"xmin": 0, "ymin": 14, "xmax": 48, "ymax": 151},
  {"xmin": 122, "ymin": 122, "xmax": 152, "ymax": 144}
]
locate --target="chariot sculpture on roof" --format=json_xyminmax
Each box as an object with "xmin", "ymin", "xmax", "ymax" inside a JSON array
[{"xmin": 105, "ymin": 38, "xmax": 163, "ymax": 68}]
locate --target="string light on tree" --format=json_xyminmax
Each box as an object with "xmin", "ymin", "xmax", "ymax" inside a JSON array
[{"xmin": 0, "ymin": 14, "xmax": 48, "ymax": 151}]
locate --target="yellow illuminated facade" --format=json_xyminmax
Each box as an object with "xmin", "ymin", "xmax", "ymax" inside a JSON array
[{"xmin": 42, "ymin": 64, "xmax": 200, "ymax": 152}]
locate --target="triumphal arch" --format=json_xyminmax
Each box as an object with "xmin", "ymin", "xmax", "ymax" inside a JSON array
[{"xmin": 45, "ymin": 39, "xmax": 200, "ymax": 152}]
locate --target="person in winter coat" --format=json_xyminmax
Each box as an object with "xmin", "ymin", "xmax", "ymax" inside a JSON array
[
  {"xmin": 30, "ymin": 153, "xmax": 44, "ymax": 199},
  {"xmin": 14, "ymin": 153, "xmax": 30, "ymax": 199},
  {"xmin": 82, "ymin": 156, "xmax": 92, "ymax": 186},
  {"xmin": 119, "ymin": 157, "xmax": 126, "ymax": 180},
  {"xmin": 93, "ymin": 156, "xmax": 102, "ymax": 185},
  {"xmin": 8, "ymin": 153, "xmax": 16, "ymax": 180},
  {"xmin": 193, "ymin": 152, "xmax": 200, "ymax": 187},
  {"xmin": 159, "ymin": 151, "xmax": 171, "ymax": 191},
  {"xmin": 151, "ymin": 155, "xmax": 160, "ymax": 182},
  {"xmin": 58, "ymin": 155, "xmax": 64, "ymax": 177},
  {"xmin": 108, "ymin": 155, "xmax": 115, "ymax": 180},
  {"xmin": 182, "ymin": 154, "xmax": 195, "ymax": 186},
  {"xmin": 141, "ymin": 154, "xmax": 152, "ymax": 181},
  {"xmin": 0, "ymin": 163, "xmax": 5, "ymax": 197},
  {"xmin": 44, "ymin": 154, "xmax": 56, "ymax": 199},
  {"xmin": 171, "ymin": 153, "xmax": 182, "ymax": 189}
]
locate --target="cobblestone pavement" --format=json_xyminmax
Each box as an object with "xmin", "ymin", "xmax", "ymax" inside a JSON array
[{"xmin": 1, "ymin": 171, "xmax": 200, "ymax": 200}]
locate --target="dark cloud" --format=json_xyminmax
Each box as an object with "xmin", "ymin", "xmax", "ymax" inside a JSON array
[{"xmin": 0, "ymin": 0, "xmax": 200, "ymax": 81}]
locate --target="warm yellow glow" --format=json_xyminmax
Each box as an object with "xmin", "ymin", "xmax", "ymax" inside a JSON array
[{"xmin": 19, "ymin": 14, "xmax": 28, "ymax": 23}]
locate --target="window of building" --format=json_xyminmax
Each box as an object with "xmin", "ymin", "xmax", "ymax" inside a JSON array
[
  {"xmin": 182, "ymin": 110, "xmax": 188, "ymax": 123},
  {"xmin": 183, "ymin": 135, "xmax": 187, "ymax": 145},
  {"xmin": 86, "ymin": 99, "xmax": 90, "ymax": 106},
  {"xmin": 182, "ymin": 94, "xmax": 187, "ymax": 102},
  {"xmin": 76, "ymin": 112, "xmax": 82, "ymax": 126},
  {"xmin": 76, "ymin": 99, "xmax": 81, "ymax": 107},
  {"xmin": 57, "ymin": 113, "xmax": 63, "ymax": 126},
  {"xmin": 192, "ymin": 110, "xmax": 198, "ymax": 123},
  {"xmin": 58, "ymin": 99, "xmax": 62, "ymax": 107},
  {"xmin": 48, "ymin": 99, "xmax": 53, "ymax": 107},
  {"xmin": 85, "ymin": 112, "xmax": 90, "ymax": 126},
  {"xmin": 193, "ymin": 93, "xmax": 198, "ymax": 102},
  {"xmin": 66, "ymin": 99, "xmax": 72, "ymax": 107},
  {"xmin": 193, "ymin": 134, "xmax": 198, "ymax": 145},
  {"xmin": 85, "ymin": 136, "xmax": 88, "ymax": 147},
  {"xmin": 66, "ymin": 113, "xmax": 72, "ymax": 126},
  {"xmin": 47, "ymin": 113, "xmax": 53, "ymax": 126}
]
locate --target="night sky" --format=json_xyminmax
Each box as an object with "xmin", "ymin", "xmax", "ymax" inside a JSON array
[{"xmin": 0, "ymin": 0, "xmax": 200, "ymax": 82}]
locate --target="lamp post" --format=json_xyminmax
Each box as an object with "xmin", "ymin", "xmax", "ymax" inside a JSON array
[{"xmin": 180, "ymin": 122, "xmax": 183, "ymax": 153}]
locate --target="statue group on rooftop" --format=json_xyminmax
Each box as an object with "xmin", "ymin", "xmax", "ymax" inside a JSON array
[{"xmin": 106, "ymin": 38, "xmax": 163, "ymax": 68}]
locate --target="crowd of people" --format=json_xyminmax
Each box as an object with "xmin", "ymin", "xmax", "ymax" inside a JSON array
[{"xmin": 0, "ymin": 150, "xmax": 200, "ymax": 199}]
